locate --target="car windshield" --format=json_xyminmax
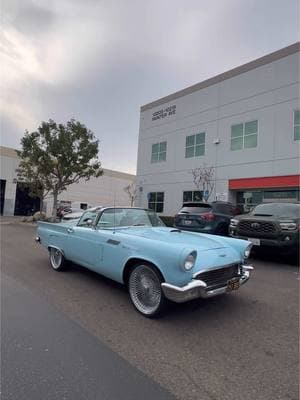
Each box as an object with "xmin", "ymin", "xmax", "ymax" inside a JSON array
[
  {"xmin": 97, "ymin": 208, "xmax": 165, "ymax": 229},
  {"xmin": 252, "ymin": 203, "xmax": 300, "ymax": 218},
  {"xmin": 77, "ymin": 208, "xmax": 101, "ymax": 226}
]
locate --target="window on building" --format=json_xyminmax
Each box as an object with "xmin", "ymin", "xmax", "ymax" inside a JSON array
[
  {"xmin": 185, "ymin": 132, "xmax": 205, "ymax": 158},
  {"xmin": 236, "ymin": 191, "xmax": 263, "ymax": 212},
  {"xmin": 183, "ymin": 190, "xmax": 203, "ymax": 203},
  {"xmin": 231, "ymin": 120, "xmax": 258, "ymax": 150},
  {"xmin": 151, "ymin": 141, "xmax": 167, "ymax": 163},
  {"xmin": 294, "ymin": 110, "xmax": 300, "ymax": 141},
  {"xmin": 148, "ymin": 192, "xmax": 164, "ymax": 213}
]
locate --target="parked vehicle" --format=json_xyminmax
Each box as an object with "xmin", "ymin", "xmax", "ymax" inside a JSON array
[
  {"xmin": 229, "ymin": 202, "xmax": 300, "ymax": 256},
  {"xmin": 57, "ymin": 207, "xmax": 85, "ymax": 219},
  {"xmin": 61, "ymin": 211, "xmax": 84, "ymax": 223},
  {"xmin": 62, "ymin": 207, "xmax": 82, "ymax": 215},
  {"xmin": 36, "ymin": 207, "xmax": 253, "ymax": 317},
  {"xmin": 174, "ymin": 201, "xmax": 239, "ymax": 235}
]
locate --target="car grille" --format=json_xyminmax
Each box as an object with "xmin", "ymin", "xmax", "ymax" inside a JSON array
[
  {"xmin": 195, "ymin": 264, "xmax": 240, "ymax": 289},
  {"xmin": 237, "ymin": 220, "xmax": 277, "ymax": 236}
]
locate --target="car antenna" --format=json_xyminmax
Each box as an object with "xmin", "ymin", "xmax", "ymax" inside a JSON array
[{"xmin": 113, "ymin": 192, "xmax": 116, "ymax": 234}]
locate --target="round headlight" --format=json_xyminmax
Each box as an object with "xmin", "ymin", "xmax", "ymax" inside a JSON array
[
  {"xmin": 183, "ymin": 251, "xmax": 197, "ymax": 271},
  {"xmin": 244, "ymin": 244, "xmax": 252, "ymax": 259}
]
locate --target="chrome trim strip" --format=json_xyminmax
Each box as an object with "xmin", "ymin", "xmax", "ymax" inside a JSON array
[
  {"xmin": 242, "ymin": 265, "xmax": 254, "ymax": 270},
  {"xmin": 162, "ymin": 279, "xmax": 207, "ymax": 291}
]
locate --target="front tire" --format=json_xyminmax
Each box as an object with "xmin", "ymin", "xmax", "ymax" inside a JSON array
[
  {"xmin": 49, "ymin": 247, "xmax": 68, "ymax": 271},
  {"xmin": 128, "ymin": 263, "xmax": 167, "ymax": 318}
]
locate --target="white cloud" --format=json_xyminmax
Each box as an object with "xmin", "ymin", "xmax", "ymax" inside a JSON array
[{"xmin": 0, "ymin": 0, "xmax": 299, "ymax": 173}]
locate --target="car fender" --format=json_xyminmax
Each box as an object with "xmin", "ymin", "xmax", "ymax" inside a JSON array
[{"xmin": 121, "ymin": 242, "xmax": 194, "ymax": 287}]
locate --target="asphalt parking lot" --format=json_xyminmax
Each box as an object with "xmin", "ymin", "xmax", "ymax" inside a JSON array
[{"xmin": 1, "ymin": 220, "xmax": 299, "ymax": 400}]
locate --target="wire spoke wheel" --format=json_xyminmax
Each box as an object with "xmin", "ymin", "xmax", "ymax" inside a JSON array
[
  {"xmin": 49, "ymin": 248, "xmax": 67, "ymax": 271},
  {"xmin": 128, "ymin": 264, "xmax": 164, "ymax": 316}
]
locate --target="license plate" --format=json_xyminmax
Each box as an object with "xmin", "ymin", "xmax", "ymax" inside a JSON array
[
  {"xmin": 248, "ymin": 238, "xmax": 260, "ymax": 246},
  {"xmin": 184, "ymin": 220, "xmax": 192, "ymax": 225},
  {"xmin": 227, "ymin": 278, "xmax": 240, "ymax": 291}
]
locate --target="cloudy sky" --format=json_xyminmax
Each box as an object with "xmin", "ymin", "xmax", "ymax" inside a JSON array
[{"xmin": 1, "ymin": 0, "xmax": 299, "ymax": 174}]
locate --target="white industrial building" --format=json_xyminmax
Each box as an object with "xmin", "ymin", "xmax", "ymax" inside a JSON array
[
  {"xmin": 0, "ymin": 146, "xmax": 135, "ymax": 216},
  {"xmin": 136, "ymin": 42, "xmax": 300, "ymax": 215}
]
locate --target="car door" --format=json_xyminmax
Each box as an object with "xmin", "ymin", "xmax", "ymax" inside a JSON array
[
  {"xmin": 93, "ymin": 209, "xmax": 132, "ymax": 282},
  {"xmin": 63, "ymin": 225, "xmax": 104, "ymax": 269}
]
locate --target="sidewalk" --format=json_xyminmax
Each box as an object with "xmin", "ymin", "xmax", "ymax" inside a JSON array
[{"xmin": 0, "ymin": 216, "xmax": 37, "ymax": 226}]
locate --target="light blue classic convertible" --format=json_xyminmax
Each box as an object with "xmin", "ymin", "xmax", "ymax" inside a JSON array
[{"xmin": 36, "ymin": 207, "xmax": 253, "ymax": 317}]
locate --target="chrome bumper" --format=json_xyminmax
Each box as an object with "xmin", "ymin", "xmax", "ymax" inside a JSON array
[{"xmin": 161, "ymin": 265, "xmax": 253, "ymax": 303}]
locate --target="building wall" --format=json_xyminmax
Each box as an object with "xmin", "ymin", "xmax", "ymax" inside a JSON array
[
  {"xmin": 45, "ymin": 170, "xmax": 135, "ymax": 216},
  {"xmin": 136, "ymin": 44, "xmax": 300, "ymax": 215},
  {"xmin": 0, "ymin": 147, "xmax": 19, "ymax": 215},
  {"xmin": 0, "ymin": 146, "xmax": 135, "ymax": 216}
]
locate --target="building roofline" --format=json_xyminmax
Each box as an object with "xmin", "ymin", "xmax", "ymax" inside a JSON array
[
  {"xmin": 0, "ymin": 146, "xmax": 19, "ymax": 158},
  {"xmin": 140, "ymin": 42, "xmax": 300, "ymax": 112},
  {"xmin": 0, "ymin": 146, "xmax": 135, "ymax": 178},
  {"xmin": 102, "ymin": 168, "xmax": 135, "ymax": 179}
]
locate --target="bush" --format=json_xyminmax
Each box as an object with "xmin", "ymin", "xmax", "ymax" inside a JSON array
[{"xmin": 33, "ymin": 212, "xmax": 46, "ymax": 221}]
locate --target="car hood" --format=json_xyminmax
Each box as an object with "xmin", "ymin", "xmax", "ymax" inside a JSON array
[
  {"xmin": 236, "ymin": 214, "xmax": 298, "ymax": 222},
  {"xmin": 118, "ymin": 226, "xmax": 230, "ymax": 250}
]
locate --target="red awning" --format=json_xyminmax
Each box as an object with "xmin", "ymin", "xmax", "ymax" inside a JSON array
[{"xmin": 229, "ymin": 175, "xmax": 300, "ymax": 190}]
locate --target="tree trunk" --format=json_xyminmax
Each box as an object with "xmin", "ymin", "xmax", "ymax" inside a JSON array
[
  {"xmin": 40, "ymin": 198, "xmax": 43, "ymax": 213},
  {"xmin": 52, "ymin": 191, "xmax": 58, "ymax": 218}
]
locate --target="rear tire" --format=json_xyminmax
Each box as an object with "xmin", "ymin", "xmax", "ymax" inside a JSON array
[
  {"xmin": 49, "ymin": 247, "xmax": 68, "ymax": 271},
  {"xmin": 128, "ymin": 263, "xmax": 167, "ymax": 318}
]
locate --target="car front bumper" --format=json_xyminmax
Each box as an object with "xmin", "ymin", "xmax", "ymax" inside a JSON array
[
  {"xmin": 161, "ymin": 266, "xmax": 253, "ymax": 303},
  {"xmin": 229, "ymin": 230, "xmax": 299, "ymax": 250}
]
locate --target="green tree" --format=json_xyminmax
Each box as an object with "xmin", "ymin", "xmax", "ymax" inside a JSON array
[{"xmin": 17, "ymin": 119, "xmax": 103, "ymax": 217}]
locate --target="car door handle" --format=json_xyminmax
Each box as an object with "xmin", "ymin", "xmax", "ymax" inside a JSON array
[{"xmin": 67, "ymin": 228, "xmax": 74, "ymax": 233}]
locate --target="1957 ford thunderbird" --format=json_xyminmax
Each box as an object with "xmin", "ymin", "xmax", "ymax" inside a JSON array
[{"xmin": 36, "ymin": 207, "xmax": 253, "ymax": 317}]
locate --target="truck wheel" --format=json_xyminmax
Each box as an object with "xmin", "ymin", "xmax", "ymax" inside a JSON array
[{"xmin": 49, "ymin": 247, "xmax": 68, "ymax": 271}]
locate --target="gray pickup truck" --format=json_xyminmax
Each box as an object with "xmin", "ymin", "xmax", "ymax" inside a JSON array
[{"xmin": 229, "ymin": 202, "xmax": 299, "ymax": 257}]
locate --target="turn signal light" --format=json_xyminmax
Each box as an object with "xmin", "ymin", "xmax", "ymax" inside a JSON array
[{"xmin": 201, "ymin": 213, "xmax": 215, "ymax": 221}]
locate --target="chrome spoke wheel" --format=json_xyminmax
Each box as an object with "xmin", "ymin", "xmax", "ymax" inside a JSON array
[
  {"xmin": 50, "ymin": 248, "xmax": 64, "ymax": 270},
  {"xmin": 128, "ymin": 264, "xmax": 163, "ymax": 316}
]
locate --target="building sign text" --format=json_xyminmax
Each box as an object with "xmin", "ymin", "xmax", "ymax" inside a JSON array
[{"xmin": 152, "ymin": 105, "xmax": 176, "ymax": 121}]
